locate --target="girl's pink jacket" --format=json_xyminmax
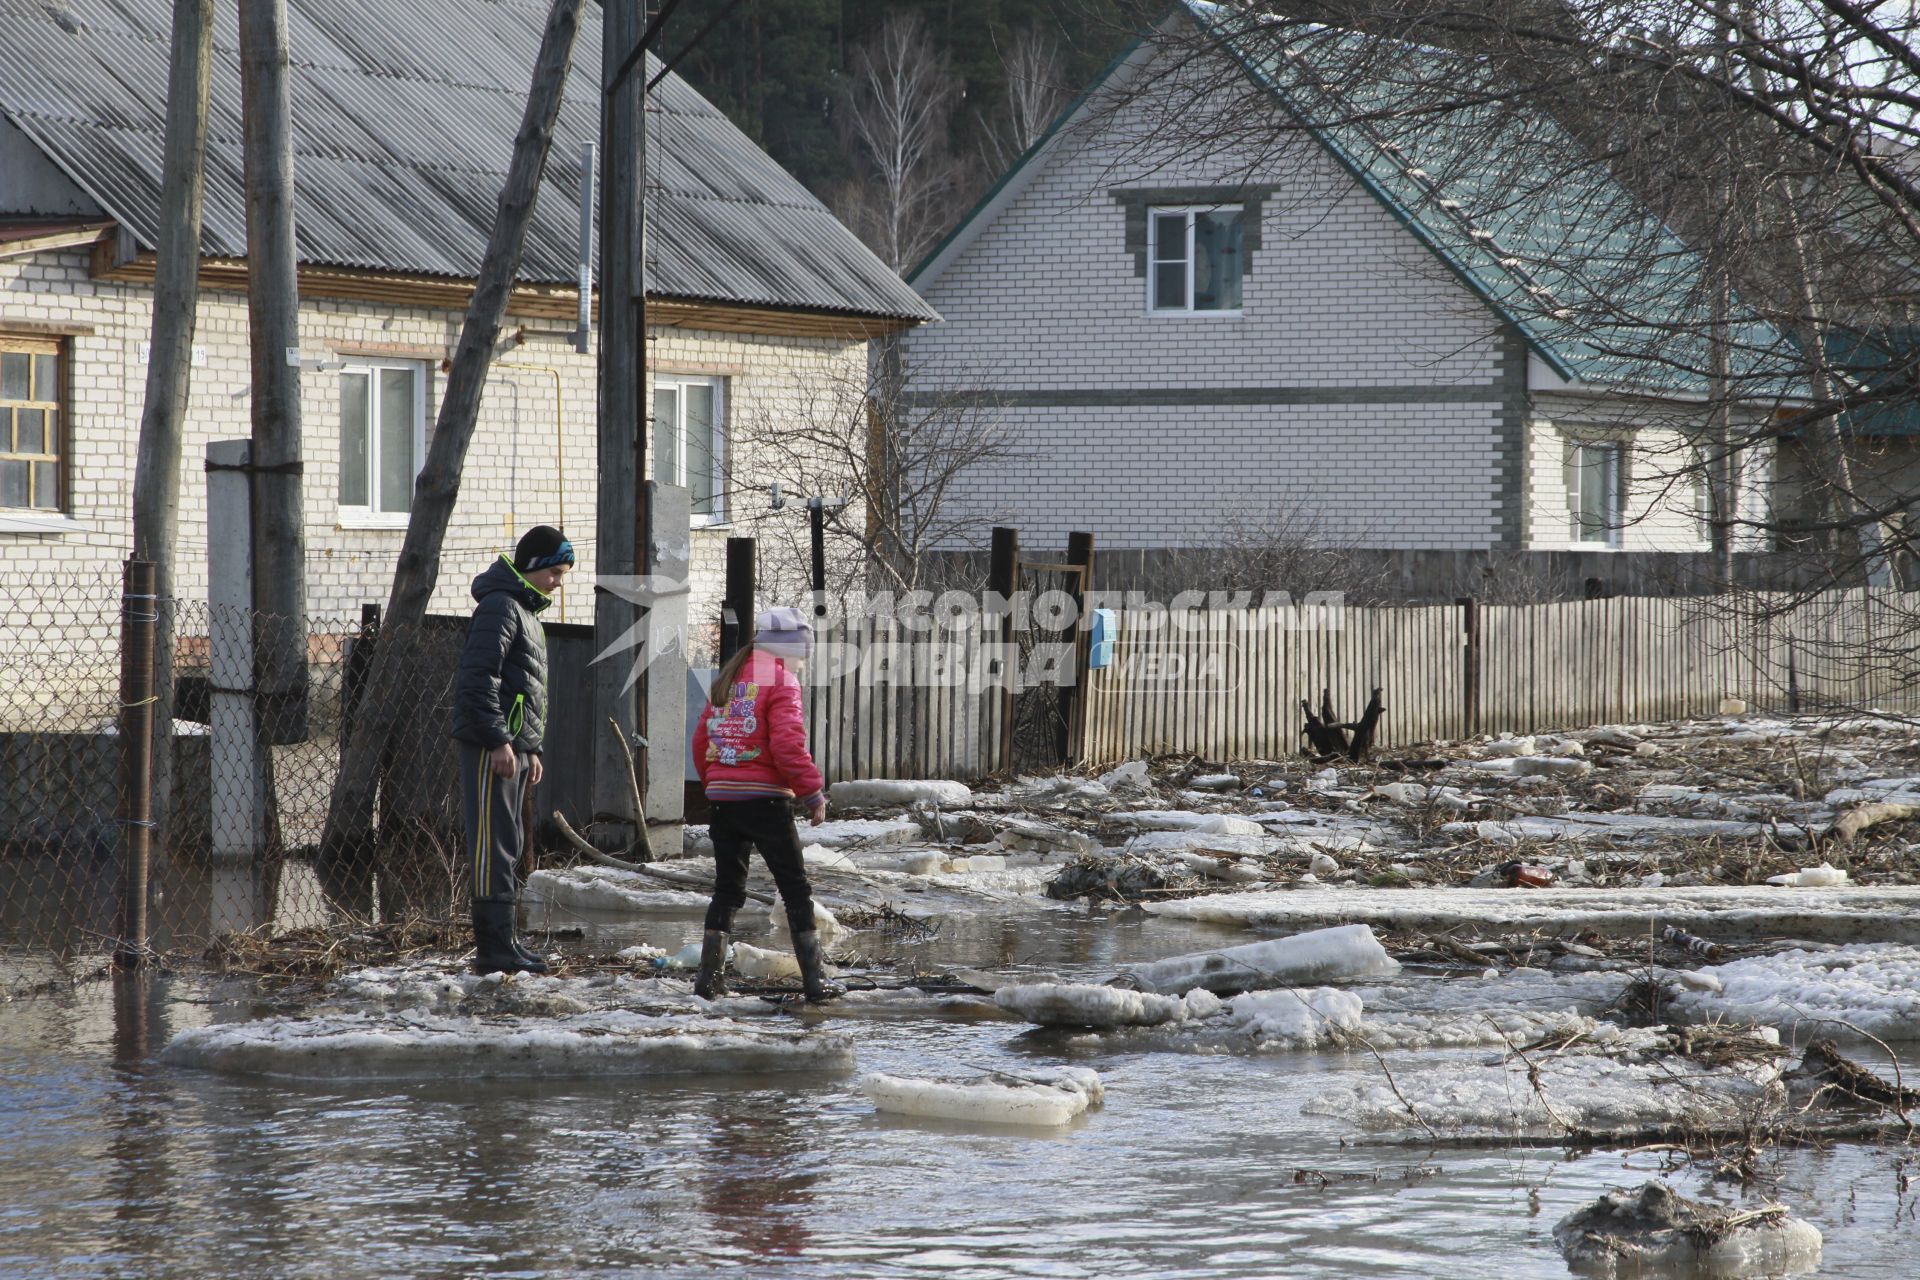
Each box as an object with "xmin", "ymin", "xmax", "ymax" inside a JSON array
[{"xmin": 693, "ymin": 651, "xmax": 825, "ymax": 804}]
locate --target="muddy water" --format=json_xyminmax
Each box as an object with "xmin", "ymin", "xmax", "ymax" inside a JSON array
[{"xmin": 4, "ymin": 909, "xmax": 1918, "ymax": 1279}]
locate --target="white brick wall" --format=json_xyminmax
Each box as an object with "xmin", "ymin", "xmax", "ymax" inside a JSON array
[
  {"xmin": 904, "ymin": 45, "xmax": 1515, "ymax": 550},
  {"xmin": 0, "ymin": 249, "xmax": 866, "ymax": 651}
]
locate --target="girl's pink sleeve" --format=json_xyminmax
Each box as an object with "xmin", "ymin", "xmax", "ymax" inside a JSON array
[
  {"xmin": 765, "ymin": 676, "xmax": 824, "ymax": 801},
  {"xmin": 691, "ymin": 702, "xmax": 711, "ymax": 786}
]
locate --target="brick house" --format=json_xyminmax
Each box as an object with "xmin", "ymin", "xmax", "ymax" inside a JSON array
[
  {"xmin": 904, "ymin": 3, "xmax": 1789, "ymax": 568},
  {"xmin": 0, "ymin": 0, "xmax": 933, "ymax": 650}
]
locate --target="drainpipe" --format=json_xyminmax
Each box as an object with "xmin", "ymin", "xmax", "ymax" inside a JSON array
[{"xmin": 496, "ymin": 359, "xmax": 569, "ymax": 622}]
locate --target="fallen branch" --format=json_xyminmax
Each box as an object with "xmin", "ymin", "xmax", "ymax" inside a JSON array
[
  {"xmin": 550, "ymin": 812, "xmax": 776, "ymax": 906},
  {"xmin": 1832, "ymin": 801, "xmax": 1918, "ymax": 842}
]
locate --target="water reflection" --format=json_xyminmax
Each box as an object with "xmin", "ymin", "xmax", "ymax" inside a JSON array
[{"xmin": 697, "ymin": 1102, "xmax": 820, "ymax": 1260}]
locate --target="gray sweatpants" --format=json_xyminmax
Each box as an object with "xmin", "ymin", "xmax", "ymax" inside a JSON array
[{"xmin": 458, "ymin": 741, "xmax": 528, "ymax": 903}]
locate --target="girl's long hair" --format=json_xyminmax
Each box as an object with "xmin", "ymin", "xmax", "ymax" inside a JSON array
[{"xmin": 708, "ymin": 643, "xmax": 760, "ymax": 710}]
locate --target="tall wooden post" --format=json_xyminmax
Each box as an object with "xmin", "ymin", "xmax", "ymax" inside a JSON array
[
  {"xmin": 808, "ymin": 497, "xmax": 828, "ymax": 619},
  {"xmin": 238, "ymin": 0, "xmax": 308, "ymax": 746},
  {"xmin": 115, "ymin": 560, "xmax": 157, "ymax": 969},
  {"xmin": 1059, "ymin": 531, "xmax": 1095, "ymax": 763},
  {"xmin": 988, "ymin": 526, "xmax": 1019, "ymax": 776},
  {"xmin": 592, "ymin": 0, "xmax": 646, "ymax": 848},
  {"xmin": 720, "ymin": 536, "xmax": 756, "ymax": 666}
]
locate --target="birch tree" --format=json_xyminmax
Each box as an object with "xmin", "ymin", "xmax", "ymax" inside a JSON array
[{"xmin": 835, "ymin": 12, "xmax": 967, "ymax": 274}]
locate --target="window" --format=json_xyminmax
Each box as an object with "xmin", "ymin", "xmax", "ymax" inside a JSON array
[
  {"xmin": 1148, "ymin": 206, "xmax": 1244, "ymax": 313},
  {"xmin": 1, "ymin": 337, "xmax": 62, "ymax": 511},
  {"xmin": 1562, "ymin": 438, "xmax": 1622, "ymax": 545},
  {"xmin": 653, "ymin": 375, "xmax": 724, "ymax": 522},
  {"xmin": 338, "ymin": 360, "xmax": 424, "ymax": 526}
]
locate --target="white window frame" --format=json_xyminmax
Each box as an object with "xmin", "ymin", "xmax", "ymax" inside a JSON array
[
  {"xmin": 1563, "ymin": 436, "xmax": 1624, "ymax": 549},
  {"xmin": 653, "ymin": 374, "xmax": 728, "ymax": 525},
  {"xmin": 336, "ymin": 358, "xmax": 426, "ymax": 530},
  {"xmin": 1146, "ymin": 204, "xmax": 1245, "ymax": 316}
]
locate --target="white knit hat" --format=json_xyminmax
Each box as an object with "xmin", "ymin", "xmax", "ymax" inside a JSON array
[{"xmin": 753, "ymin": 606, "xmax": 813, "ymax": 659}]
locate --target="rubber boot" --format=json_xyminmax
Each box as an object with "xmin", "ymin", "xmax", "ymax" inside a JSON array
[
  {"xmin": 693, "ymin": 929, "xmax": 730, "ymax": 999},
  {"xmin": 504, "ymin": 905, "xmax": 550, "ymax": 974},
  {"xmin": 792, "ymin": 929, "xmax": 843, "ymax": 1004},
  {"xmin": 471, "ymin": 901, "xmax": 542, "ymax": 976}
]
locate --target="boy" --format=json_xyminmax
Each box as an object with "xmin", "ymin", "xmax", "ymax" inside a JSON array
[{"xmin": 451, "ymin": 525, "xmax": 572, "ymax": 974}]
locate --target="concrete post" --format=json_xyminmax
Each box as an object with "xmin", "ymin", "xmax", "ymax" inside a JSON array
[
  {"xmin": 206, "ymin": 440, "xmax": 267, "ymax": 863},
  {"xmin": 642, "ymin": 481, "xmax": 690, "ymax": 854}
]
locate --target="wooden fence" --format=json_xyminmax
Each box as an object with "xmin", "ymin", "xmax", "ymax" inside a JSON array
[
  {"xmin": 801, "ymin": 617, "xmax": 1008, "ymax": 784},
  {"xmin": 1080, "ymin": 588, "xmax": 1920, "ymax": 766}
]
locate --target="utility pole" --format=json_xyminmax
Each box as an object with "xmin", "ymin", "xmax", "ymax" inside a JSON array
[
  {"xmin": 237, "ymin": 0, "xmax": 308, "ymax": 745},
  {"xmin": 593, "ymin": 0, "xmax": 646, "ymax": 850},
  {"xmin": 131, "ymin": 0, "xmax": 213, "ymax": 851}
]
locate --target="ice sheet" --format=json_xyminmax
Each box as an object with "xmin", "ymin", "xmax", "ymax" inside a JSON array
[
  {"xmin": 861, "ymin": 1067, "xmax": 1102, "ymax": 1127},
  {"xmin": 1145, "ymin": 884, "xmax": 1920, "ymax": 944},
  {"xmin": 829, "ymin": 779, "xmax": 972, "ymax": 810},
  {"xmin": 523, "ymin": 866, "xmax": 724, "ymax": 915},
  {"xmin": 1670, "ymin": 943, "xmax": 1920, "ymax": 1039},
  {"xmin": 160, "ymin": 1011, "xmax": 856, "ymax": 1080},
  {"xmin": 1118, "ymin": 923, "xmax": 1399, "ymax": 994},
  {"xmin": 993, "ymin": 983, "xmax": 1187, "ymax": 1027}
]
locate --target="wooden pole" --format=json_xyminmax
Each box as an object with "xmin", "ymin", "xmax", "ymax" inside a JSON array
[
  {"xmin": 1458, "ymin": 596, "xmax": 1480, "ymax": 738},
  {"xmin": 116, "ymin": 560, "xmax": 157, "ymax": 969},
  {"xmin": 1060, "ymin": 531, "xmax": 1095, "ymax": 764},
  {"xmin": 720, "ymin": 536, "xmax": 756, "ymax": 666},
  {"xmin": 593, "ymin": 0, "xmax": 645, "ymax": 847},
  {"xmin": 237, "ymin": 0, "xmax": 309, "ymax": 747},
  {"xmin": 132, "ymin": 0, "xmax": 213, "ymax": 856},
  {"xmin": 988, "ymin": 526, "xmax": 1019, "ymax": 775}
]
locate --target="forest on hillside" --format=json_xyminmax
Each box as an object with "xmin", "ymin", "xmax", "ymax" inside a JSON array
[{"xmin": 656, "ymin": 0, "xmax": 1138, "ymax": 272}]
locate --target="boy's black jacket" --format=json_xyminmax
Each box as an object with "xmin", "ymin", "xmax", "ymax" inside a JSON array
[{"xmin": 451, "ymin": 556, "xmax": 550, "ymax": 753}]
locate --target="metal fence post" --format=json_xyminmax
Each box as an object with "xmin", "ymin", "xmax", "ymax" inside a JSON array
[{"xmin": 115, "ymin": 559, "xmax": 157, "ymax": 969}]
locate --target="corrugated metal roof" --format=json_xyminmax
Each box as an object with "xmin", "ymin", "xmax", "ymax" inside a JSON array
[{"xmin": 0, "ymin": 0, "xmax": 936, "ymax": 322}]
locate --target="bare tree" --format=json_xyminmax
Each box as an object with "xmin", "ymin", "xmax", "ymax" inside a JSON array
[
  {"xmin": 722, "ymin": 353, "xmax": 1026, "ymax": 602},
  {"xmin": 980, "ymin": 26, "xmax": 1072, "ymax": 174},
  {"xmin": 131, "ymin": 0, "xmax": 213, "ymax": 849},
  {"xmin": 835, "ymin": 12, "xmax": 968, "ymax": 273},
  {"xmin": 317, "ymin": 0, "xmax": 587, "ymax": 912}
]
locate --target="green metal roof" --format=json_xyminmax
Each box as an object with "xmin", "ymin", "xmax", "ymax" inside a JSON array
[{"xmin": 1183, "ymin": 1, "xmax": 1795, "ymax": 394}]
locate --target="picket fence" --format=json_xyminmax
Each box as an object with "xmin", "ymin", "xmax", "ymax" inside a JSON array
[
  {"xmin": 791, "ymin": 591, "xmax": 1917, "ymax": 780},
  {"xmin": 1079, "ymin": 588, "xmax": 1920, "ymax": 765}
]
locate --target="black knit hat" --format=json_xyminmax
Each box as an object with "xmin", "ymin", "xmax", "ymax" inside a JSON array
[{"xmin": 513, "ymin": 525, "xmax": 574, "ymax": 572}]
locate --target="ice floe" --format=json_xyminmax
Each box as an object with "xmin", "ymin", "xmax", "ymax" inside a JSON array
[
  {"xmin": 1117, "ymin": 923, "xmax": 1399, "ymax": 994},
  {"xmin": 161, "ymin": 1010, "xmax": 855, "ymax": 1080},
  {"xmin": 829, "ymin": 779, "xmax": 972, "ymax": 810},
  {"xmin": 1554, "ymin": 1181, "xmax": 1821, "ymax": 1276},
  {"xmin": 861, "ymin": 1067, "xmax": 1103, "ymax": 1127},
  {"xmin": 994, "ymin": 983, "xmax": 1188, "ymax": 1028},
  {"xmin": 1670, "ymin": 943, "xmax": 1920, "ymax": 1040},
  {"xmin": 1304, "ymin": 1026, "xmax": 1785, "ymax": 1140},
  {"xmin": 1144, "ymin": 885, "xmax": 1920, "ymax": 944}
]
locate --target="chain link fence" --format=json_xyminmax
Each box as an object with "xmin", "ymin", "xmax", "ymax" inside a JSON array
[{"xmin": 0, "ymin": 570, "xmax": 507, "ymax": 999}]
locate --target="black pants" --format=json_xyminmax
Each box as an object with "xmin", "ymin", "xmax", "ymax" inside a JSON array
[
  {"xmin": 706, "ymin": 798, "xmax": 816, "ymax": 936},
  {"xmin": 459, "ymin": 741, "xmax": 527, "ymax": 903}
]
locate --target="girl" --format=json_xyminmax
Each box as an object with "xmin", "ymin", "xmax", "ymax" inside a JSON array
[{"xmin": 691, "ymin": 607, "xmax": 840, "ymax": 1002}]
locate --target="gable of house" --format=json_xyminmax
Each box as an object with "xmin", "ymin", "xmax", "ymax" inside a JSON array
[{"xmin": 919, "ymin": 1, "xmax": 1791, "ymax": 398}]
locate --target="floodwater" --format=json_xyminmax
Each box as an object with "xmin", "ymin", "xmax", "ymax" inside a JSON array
[{"xmin": 4, "ymin": 908, "xmax": 1919, "ymax": 1279}]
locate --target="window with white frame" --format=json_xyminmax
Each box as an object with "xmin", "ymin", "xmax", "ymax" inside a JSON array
[
  {"xmin": 337, "ymin": 360, "xmax": 425, "ymax": 526},
  {"xmin": 1148, "ymin": 206, "xmax": 1244, "ymax": 313},
  {"xmin": 652, "ymin": 375, "xmax": 725, "ymax": 522},
  {"xmin": 1562, "ymin": 437, "xmax": 1623, "ymax": 545}
]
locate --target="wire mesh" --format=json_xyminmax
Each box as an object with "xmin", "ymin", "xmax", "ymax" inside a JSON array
[{"xmin": 0, "ymin": 572, "xmax": 491, "ymax": 998}]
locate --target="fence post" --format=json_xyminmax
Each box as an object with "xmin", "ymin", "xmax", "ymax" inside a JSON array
[
  {"xmin": 115, "ymin": 558, "xmax": 157, "ymax": 969},
  {"xmin": 989, "ymin": 526, "xmax": 1019, "ymax": 775},
  {"xmin": 206, "ymin": 439, "xmax": 267, "ymax": 865},
  {"xmin": 1457, "ymin": 596, "xmax": 1479, "ymax": 738},
  {"xmin": 1059, "ymin": 531, "xmax": 1095, "ymax": 763},
  {"xmin": 719, "ymin": 535, "xmax": 755, "ymax": 667}
]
